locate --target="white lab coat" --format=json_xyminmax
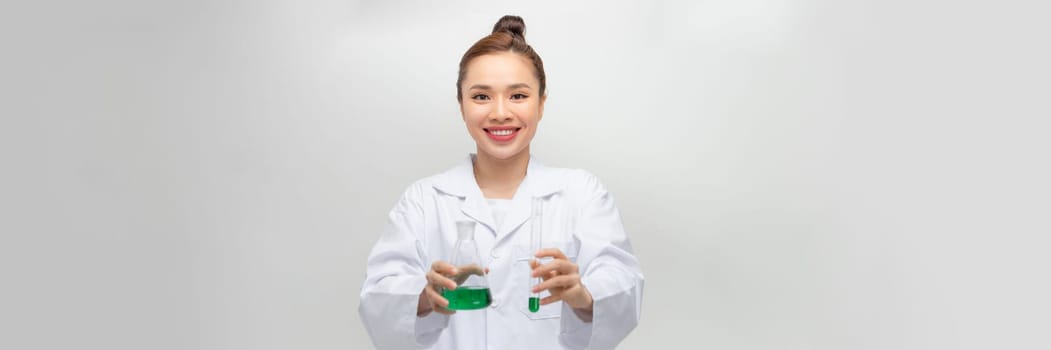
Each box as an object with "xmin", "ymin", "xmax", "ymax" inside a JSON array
[{"xmin": 359, "ymin": 154, "xmax": 644, "ymax": 349}]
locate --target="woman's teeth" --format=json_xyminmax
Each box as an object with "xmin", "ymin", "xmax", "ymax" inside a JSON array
[{"xmin": 489, "ymin": 129, "xmax": 514, "ymax": 136}]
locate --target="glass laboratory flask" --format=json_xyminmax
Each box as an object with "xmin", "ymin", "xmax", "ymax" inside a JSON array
[{"xmin": 441, "ymin": 220, "xmax": 492, "ymax": 310}]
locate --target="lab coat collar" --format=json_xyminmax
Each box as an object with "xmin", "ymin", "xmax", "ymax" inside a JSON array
[
  {"xmin": 432, "ymin": 153, "xmax": 562, "ymax": 198},
  {"xmin": 432, "ymin": 153, "xmax": 562, "ymax": 236}
]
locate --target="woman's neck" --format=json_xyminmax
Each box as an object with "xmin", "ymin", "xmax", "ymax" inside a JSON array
[{"xmin": 473, "ymin": 148, "xmax": 529, "ymax": 199}]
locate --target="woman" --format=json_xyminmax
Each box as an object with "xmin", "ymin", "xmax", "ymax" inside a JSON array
[{"xmin": 359, "ymin": 15, "xmax": 644, "ymax": 349}]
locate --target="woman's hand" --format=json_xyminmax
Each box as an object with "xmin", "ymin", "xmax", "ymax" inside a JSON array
[
  {"xmin": 531, "ymin": 248, "xmax": 594, "ymax": 321},
  {"xmin": 418, "ymin": 261, "xmax": 488, "ymax": 317}
]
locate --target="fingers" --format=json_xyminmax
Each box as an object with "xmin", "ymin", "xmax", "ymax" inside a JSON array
[
  {"xmin": 431, "ymin": 261, "xmax": 458, "ymax": 276},
  {"xmin": 531, "ymin": 259, "xmax": 576, "ymax": 278},
  {"xmin": 539, "ymin": 294, "xmax": 562, "ymax": 306},
  {"xmin": 451, "ymin": 264, "xmax": 487, "ymax": 285},
  {"xmin": 427, "ymin": 270, "xmax": 457, "ymax": 290},
  {"xmin": 531, "ymin": 275, "xmax": 577, "ymax": 294},
  {"xmin": 423, "ymin": 284, "xmax": 453, "ymax": 311},
  {"xmin": 430, "ymin": 300, "xmax": 456, "ymax": 315},
  {"xmin": 433, "ymin": 305, "xmax": 456, "ymax": 315},
  {"xmin": 456, "ymin": 263, "xmax": 485, "ymax": 277},
  {"xmin": 534, "ymin": 248, "xmax": 568, "ymax": 260},
  {"xmin": 424, "ymin": 284, "xmax": 447, "ymax": 306},
  {"xmin": 428, "ymin": 261, "xmax": 459, "ymax": 290},
  {"xmin": 422, "ymin": 279, "xmax": 457, "ymax": 315}
]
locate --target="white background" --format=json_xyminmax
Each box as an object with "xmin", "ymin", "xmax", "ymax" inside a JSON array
[{"xmin": 2, "ymin": 0, "xmax": 1049, "ymax": 349}]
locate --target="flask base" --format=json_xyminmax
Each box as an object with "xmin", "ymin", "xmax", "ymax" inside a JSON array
[{"xmin": 442, "ymin": 287, "xmax": 492, "ymax": 310}]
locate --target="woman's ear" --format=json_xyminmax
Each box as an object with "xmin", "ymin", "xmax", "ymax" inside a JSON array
[{"xmin": 538, "ymin": 94, "xmax": 547, "ymax": 122}]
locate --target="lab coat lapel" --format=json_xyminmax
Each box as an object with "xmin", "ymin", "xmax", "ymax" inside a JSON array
[
  {"xmin": 431, "ymin": 155, "xmax": 497, "ymax": 236},
  {"xmin": 461, "ymin": 191, "xmax": 496, "ymax": 236}
]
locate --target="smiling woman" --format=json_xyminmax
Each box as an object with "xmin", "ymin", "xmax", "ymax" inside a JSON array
[
  {"xmin": 358, "ymin": 15, "xmax": 645, "ymax": 350},
  {"xmin": 460, "ymin": 52, "xmax": 544, "ymax": 164},
  {"xmin": 456, "ymin": 16, "xmax": 548, "ymax": 196}
]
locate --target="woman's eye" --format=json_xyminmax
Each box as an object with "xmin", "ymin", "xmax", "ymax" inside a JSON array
[
  {"xmin": 511, "ymin": 93, "xmax": 528, "ymax": 100},
  {"xmin": 472, "ymin": 94, "xmax": 490, "ymax": 101}
]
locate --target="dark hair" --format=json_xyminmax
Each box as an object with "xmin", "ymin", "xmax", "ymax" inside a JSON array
[{"xmin": 456, "ymin": 15, "xmax": 546, "ymax": 102}]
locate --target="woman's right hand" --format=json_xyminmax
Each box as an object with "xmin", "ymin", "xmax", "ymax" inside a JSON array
[
  {"xmin": 418, "ymin": 261, "xmax": 459, "ymax": 316},
  {"xmin": 418, "ymin": 261, "xmax": 488, "ymax": 317}
]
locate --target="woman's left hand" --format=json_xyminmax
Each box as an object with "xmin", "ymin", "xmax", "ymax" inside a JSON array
[{"xmin": 531, "ymin": 248, "xmax": 594, "ymax": 314}]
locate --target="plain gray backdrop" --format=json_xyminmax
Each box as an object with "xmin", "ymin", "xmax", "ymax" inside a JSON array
[{"xmin": 2, "ymin": 0, "xmax": 1049, "ymax": 349}]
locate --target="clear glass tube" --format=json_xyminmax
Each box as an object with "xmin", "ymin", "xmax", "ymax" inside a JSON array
[{"xmin": 529, "ymin": 197, "xmax": 542, "ymax": 312}]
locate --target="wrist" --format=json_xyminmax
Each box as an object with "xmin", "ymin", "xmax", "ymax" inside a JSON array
[
  {"xmin": 417, "ymin": 288, "xmax": 433, "ymax": 317},
  {"xmin": 570, "ymin": 287, "xmax": 594, "ymax": 322}
]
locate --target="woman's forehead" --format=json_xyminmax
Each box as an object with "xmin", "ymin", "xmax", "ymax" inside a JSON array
[{"xmin": 463, "ymin": 52, "xmax": 537, "ymax": 87}]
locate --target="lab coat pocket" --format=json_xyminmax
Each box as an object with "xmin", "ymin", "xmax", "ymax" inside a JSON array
[{"xmin": 512, "ymin": 243, "xmax": 578, "ymax": 320}]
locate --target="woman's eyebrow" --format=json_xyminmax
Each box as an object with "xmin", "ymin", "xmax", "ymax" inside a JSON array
[{"xmin": 468, "ymin": 83, "xmax": 532, "ymax": 90}]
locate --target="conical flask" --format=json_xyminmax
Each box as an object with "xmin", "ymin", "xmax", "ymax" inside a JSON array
[{"xmin": 441, "ymin": 221, "xmax": 492, "ymax": 310}]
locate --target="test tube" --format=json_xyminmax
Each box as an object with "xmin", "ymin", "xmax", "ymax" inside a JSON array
[{"xmin": 529, "ymin": 197, "xmax": 542, "ymax": 313}]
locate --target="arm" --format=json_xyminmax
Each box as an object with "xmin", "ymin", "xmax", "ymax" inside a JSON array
[
  {"xmin": 558, "ymin": 174, "xmax": 645, "ymax": 350},
  {"xmin": 358, "ymin": 186, "xmax": 450, "ymax": 349}
]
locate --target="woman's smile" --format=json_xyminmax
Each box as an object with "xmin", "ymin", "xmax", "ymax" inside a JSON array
[{"xmin": 484, "ymin": 126, "xmax": 522, "ymax": 142}]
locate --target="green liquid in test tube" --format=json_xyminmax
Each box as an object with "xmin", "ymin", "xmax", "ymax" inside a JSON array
[
  {"xmin": 529, "ymin": 198, "xmax": 542, "ymax": 313},
  {"xmin": 529, "ymin": 296, "xmax": 540, "ymax": 312}
]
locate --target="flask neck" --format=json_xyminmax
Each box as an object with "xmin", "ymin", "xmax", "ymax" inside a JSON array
[{"xmin": 456, "ymin": 220, "xmax": 476, "ymax": 241}]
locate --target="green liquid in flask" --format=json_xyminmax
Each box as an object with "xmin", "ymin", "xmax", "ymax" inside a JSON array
[
  {"xmin": 442, "ymin": 286, "xmax": 492, "ymax": 310},
  {"xmin": 529, "ymin": 297, "xmax": 541, "ymax": 312}
]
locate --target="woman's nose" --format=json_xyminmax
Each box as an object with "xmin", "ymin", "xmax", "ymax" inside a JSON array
[{"xmin": 491, "ymin": 99, "xmax": 512, "ymax": 120}]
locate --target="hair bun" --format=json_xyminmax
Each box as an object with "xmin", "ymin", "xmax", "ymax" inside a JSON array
[{"xmin": 491, "ymin": 15, "xmax": 526, "ymax": 39}]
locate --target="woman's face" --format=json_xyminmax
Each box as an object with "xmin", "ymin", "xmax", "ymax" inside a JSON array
[{"xmin": 460, "ymin": 52, "xmax": 545, "ymax": 161}]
